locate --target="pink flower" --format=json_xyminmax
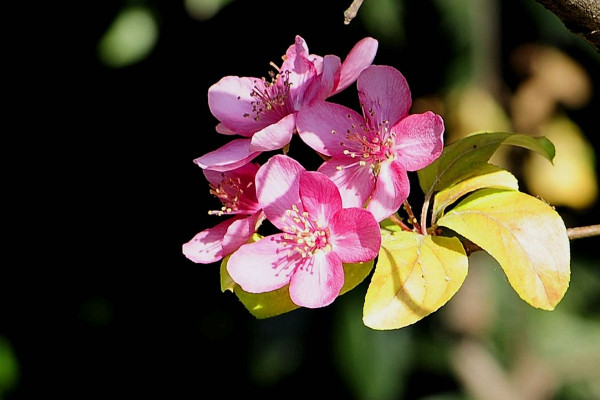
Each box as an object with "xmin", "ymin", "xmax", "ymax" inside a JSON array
[
  {"xmin": 226, "ymin": 155, "xmax": 382, "ymax": 309},
  {"xmin": 182, "ymin": 162, "xmax": 265, "ymax": 264},
  {"xmin": 297, "ymin": 65, "xmax": 445, "ymax": 222},
  {"xmin": 195, "ymin": 35, "xmax": 379, "ymax": 172}
]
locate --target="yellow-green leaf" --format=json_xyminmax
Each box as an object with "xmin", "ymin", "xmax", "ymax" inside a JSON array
[
  {"xmin": 418, "ymin": 132, "xmax": 555, "ymax": 195},
  {"xmin": 432, "ymin": 164, "xmax": 519, "ymax": 223},
  {"xmin": 438, "ymin": 188, "xmax": 570, "ymax": 310},
  {"xmin": 221, "ymin": 255, "xmax": 374, "ymax": 319},
  {"xmin": 363, "ymin": 231, "xmax": 468, "ymax": 330}
]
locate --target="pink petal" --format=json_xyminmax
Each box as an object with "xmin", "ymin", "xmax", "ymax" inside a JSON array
[
  {"xmin": 203, "ymin": 162, "xmax": 260, "ymax": 189},
  {"xmin": 222, "ymin": 212, "xmax": 265, "ymax": 255},
  {"xmin": 249, "ymin": 113, "xmax": 296, "ymax": 152},
  {"xmin": 288, "ymin": 251, "xmax": 344, "ymax": 308},
  {"xmin": 318, "ymin": 159, "xmax": 375, "ymax": 208},
  {"xmin": 329, "ymin": 208, "xmax": 382, "ymax": 263},
  {"xmin": 182, "ymin": 217, "xmax": 239, "ymax": 264},
  {"xmin": 193, "ymin": 138, "xmax": 261, "ymax": 172},
  {"xmin": 303, "ymin": 55, "xmax": 341, "ymax": 102},
  {"xmin": 392, "ymin": 111, "xmax": 445, "ymax": 171},
  {"xmin": 333, "ymin": 37, "xmax": 379, "ymax": 95},
  {"xmin": 208, "ymin": 76, "xmax": 279, "ymax": 135},
  {"xmin": 215, "ymin": 123, "xmax": 238, "ymax": 135},
  {"xmin": 367, "ymin": 160, "xmax": 410, "ymax": 222},
  {"xmin": 299, "ymin": 171, "xmax": 342, "ymax": 227},
  {"xmin": 297, "ymin": 101, "xmax": 365, "ymax": 157},
  {"xmin": 281, "ymin": 36, "xmax": 319, "ymax": 108},
  {"xmin": 226, "ymin": 234, "xmax": 297, "ymax": 293},
  {"xmin": 357, "ymin": 65, "xmax": 411, "ymax": 127},
  {"xmin": 255, "ymin": 155, "xmax": 305, "ymax": 229}
]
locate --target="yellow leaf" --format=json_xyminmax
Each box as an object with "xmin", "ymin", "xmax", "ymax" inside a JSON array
[
  {"xmin": 363, "ymin": 231, "xmax": 468, "ymax": 330},
  {"xmin": 438, "ymin": 189, "xmax": 570, "ymax": 310},
  {"xmin": 221, "ymin": 254, "xmax": 373, "ymax": 319},
  {"xmin": 432, "ymin": 164, "xmax": 519, "ymax": 223}
]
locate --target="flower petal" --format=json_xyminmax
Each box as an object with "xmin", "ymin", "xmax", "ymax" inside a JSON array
[
  {"xmin": 222, "ymin": 212, "xmax": 265, "ymax": 255},
  {"xmin": 182, "ymin": 217, "xmax": 240, "ymax": 263},
  {"xmin": 208, "ymin": 76, "xmax": 279, "ymax": 135},
  {"xmin": 297, "ymin": 101, "xmax": 365, "ymax": 157},
  {"xmin": 318, "ymin": 159, "xmax": 375, "ymax": 208},
  {"xmin": 203, "ymin": 162, "xmax": 260, "ymax": 190},
  {"xmin": 288, "ymin": 251, "xmax": 344, "ymax": 308},
  {"xmin": 215, "ymin": 123, "xmax": 238, "ymax": 135},
  {"xmin": 193, "ymin": 138, "xmax": 261, "ymax": 172},
  {"xmin": 249, "ymin": 113, "xmax": 296, "ymax": 152},
  {"xmin": 367, "ymin": 160, "xmax": 410, "ymax": 222},
  {"xmin": 392, "ymin": 111, "xmax": 445, "ymax": 171},
  {"xmin": 357, "ymin": 65, "xmax": 411, "ymax": 127},
  {"xmin": 299, "ymin": 171, "xmax": 342, "ymax": 227},
  {"xmin": 256, "ymin": 155, "xmax": 305, "ymax": 229},
  {"xmin": 303, "ymin": 55, "xmax": 341, "ymax": 102},
  {"xmin": 227, "ymin": 234, "xmax": 296, "ymax": 293},
  {"xmin": 329, "ymin": 208, "xmax": 382, "ymax": 262},
  {"xmin": 333, "ymin": 37, "xmax": 379, "ymax": 95},
  {"xmin": 282, "ymin": 36, "xmax": 319, "ymax": 108}
]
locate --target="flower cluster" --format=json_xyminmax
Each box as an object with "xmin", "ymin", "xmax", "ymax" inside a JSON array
[{"xmin": 183, "ymin": 35, "xmax": 445, "ymax": 309}]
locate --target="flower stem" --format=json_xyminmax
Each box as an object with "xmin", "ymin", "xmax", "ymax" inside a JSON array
[
  {"xmin": 388, "ymin": 213, "xmax": 412, "ymax": 232},
  {"xmin": 403, "ymin": 201, "xmax": 422, "ymax": 233},
  {"xmin": 567, "ymin": 224, "xmax": 600, "ymax": 240}
]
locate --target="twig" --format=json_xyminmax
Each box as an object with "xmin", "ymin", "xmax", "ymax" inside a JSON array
[
  {"xmin": 344, "ymin": 0, "xmax": 365, "ymax": 25},
  {"xmin": 388, "ymin": 212, "xmax": 413, "ymax": 232},
  {"xmin": 403, "ymin": 201, "xmax": 423, "ymax": 233},
  {"xmin": 567, "ymin": 224, "xmax": 600, "ymax": 240}
]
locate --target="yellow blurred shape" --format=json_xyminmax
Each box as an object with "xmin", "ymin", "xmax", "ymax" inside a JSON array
[
  {"xmin": 97, "ymin": 6, "xmax": 158, "ymax": 68},
  {"xmin": 510, "ymin": 44, "xmax": 591, "ymax": 133},
  {"xmin": 445, "ymin": 85, "xmax": 512, "ymax": 142},
  {"xmin": 444, "ymin": 85, "xmax": 512, "ymax": 168},
  {"xmin": 524, "ymin": 116, "xmax": 598, "ymax": 210}
]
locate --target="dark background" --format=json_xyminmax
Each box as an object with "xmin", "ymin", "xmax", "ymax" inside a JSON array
[{"xmin": 4, "ymin": 0, "xmax": 598, "ymax": 399}]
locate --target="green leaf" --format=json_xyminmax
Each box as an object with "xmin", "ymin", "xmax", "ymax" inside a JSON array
[
  {"xmin": 363, "ymin": 231, "xmax": 468, "ymax": 330},
  {"xmin": 431, "ymin": 164, "xmax": 519, "ymax": 224},
  {"xmin": 437, "ymin": 188, "xmax": 570, "ymax": 310},
  {"xmin": 380, "ymin": 217, "xmax": 404, "ymax": 233},
  {"xmin": 221, "ymin": 255, "xmax": 374, "ymax": 319},
  {"xmin": 418, "ymin": 132, "xmax": 555, "ymax": 195}
]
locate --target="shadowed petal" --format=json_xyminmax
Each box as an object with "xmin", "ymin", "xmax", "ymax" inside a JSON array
[
  {"xmin": 250, "ymin": 113, "xmax": 296, "ymax": 152},
  {"xmin": 256, "ymin": 155, "xmax": 305, "ymax": 229},
  {"xmin": 222, "ymin": 212, "xmax": 264, "ymax": 255},
  {"xmin": 318, "ymin": 159, "xmax": 375, "ymax": 208},
  {"xmin": 227, "ymin": 234, "xmax": 297, "ymax": 293},
  {"xmin": 208, "ymin": 76, "xmax": 279, "ymax": 135},
  {"xmin": 193, "ymin": 138, "xmax": 261, "ymax": 172},
  {"xmin": 303, "ymin": 55, "xmax": 341, "ymax": 102},
  {"xmin": 334, "ymin": 37, "xmax": 378, "ymax": 95},
  {"xmin": 392, "ymin": 111, "xmax": 445, "ymax": 171},
  {"xmin": 182, "ymin": 217, "xmax": 241, "ymax": 263},
  {"xmin": 299, "ymin": 171, "xmax": 342, "ymax": 227},
  {"xmin": 329, "ymin": 208, "xmax": 381, "ymax": 262},
  {"xmin": 367, "ymin": 160, "xmax": 410, "ymax": 222},
  {"xmin": 297, "ymin": 101, "xmax": 364, "ymax": 156},
  {"xmin": 288, "ymin": 251, "xmax": 344, "ymax": 308},
  {"xmin": 357, "ymin": 65, "xmax": 411, "ymax": 127}
]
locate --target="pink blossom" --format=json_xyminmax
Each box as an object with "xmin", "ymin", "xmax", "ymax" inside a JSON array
[
  {"xmin": 226, "ymin": 155, "xmax": 381, "ymax": 309},
  {"xmin": 297, "ymin": 65, "xmax": 445, "ymax": 222},
  {"xmin": 182, "ymin": 162, "xmax": 265, "ymax": 264},
  {"xmin": 195, "ymin": 35, "xmax": 378, "ymax": 172}
]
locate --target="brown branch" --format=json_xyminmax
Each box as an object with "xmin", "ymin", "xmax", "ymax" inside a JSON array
[
  {"xmin": 567, "ymin": 224, "xmax": 600, "ymax": 240},
  {"xmin": 344, "ymin": 0, "xmax": 365, "ymax": 25},
  {"xmin": 533, "ymin": 0, "xmax": 600, "ymax": 52}
]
